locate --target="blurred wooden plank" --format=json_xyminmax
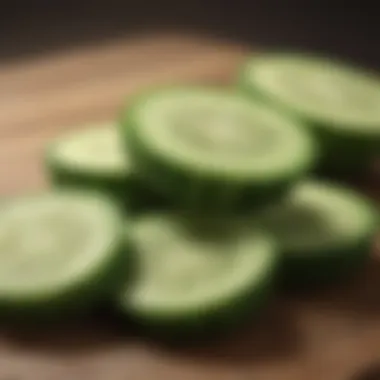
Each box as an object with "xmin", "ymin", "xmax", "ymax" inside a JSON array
[{"xmin": 0, "ymin": 33, "xmax": 248, "ymax": 138}]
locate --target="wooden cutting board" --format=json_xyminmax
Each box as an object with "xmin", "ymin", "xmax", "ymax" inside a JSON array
[{"xmin": 0, "ymin": 33, "xmax": 379, "ymax": 380}]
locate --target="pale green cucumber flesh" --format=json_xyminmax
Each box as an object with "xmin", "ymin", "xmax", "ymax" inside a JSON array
[
  {"xmin": 120, "ymin": 87, "xmax": 317, "ymax": 212},
  {"xmin": 258, "ymin": 180, "xmax": 378, "ymax": 284},
  {"xmin": 240, "ymin": 54, "xmax": 380, "ymax": 177},
  {"xmin": 119, "ymin": 214, "xmax": 278, "ymax": 329},
  {"xmin": 0, "ymin": 191, "xmax": 125, "ymax": 312},
  {"xmin": 46, "ymin": 124, "xmax": 130, "ymax": 183},
  {"xmin": 46, "ymin": 123, "xmax": 165, "ymax": 211},
  {"xmin": 241, "ymin": 53, "xmax": 380, "ymax": 135},
  {"xmin": 124, "ymin": 87, "xmax": 316, "ymax": 181}
]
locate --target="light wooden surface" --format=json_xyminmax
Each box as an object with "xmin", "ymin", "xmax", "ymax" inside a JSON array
[
  {"xmin": 0, "ymin": 33, "xmax": 247, "ymax": 195},
  {"xmin": 0, "ymin": 33, "xmax": 379, "ymax": 380}
]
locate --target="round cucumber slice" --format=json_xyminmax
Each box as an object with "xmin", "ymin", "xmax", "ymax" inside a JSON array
[
  {"xmin": 0, "ymin": 191, "xmax": 126, "ymax": 319},
  {"xmin": 120, "ymin": 87, "xmax": 317, "ymax": 213},
  {"xmin": 45, "ymin": 123, "xmax": 165, "ymax": 212},
  {"xmin": 258, "ymin": 180, "xmax": 379, "ymax": 286},
  {"xmin": 118, "ymin": 213, "xmax": 278, "ymax": 339},
  {"xmin": 240, "ymin": 53, "xmax": 380, "ymax": 177}
]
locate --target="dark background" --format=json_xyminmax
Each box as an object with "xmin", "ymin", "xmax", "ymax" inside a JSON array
[{"xmin": 0, "ymin": 1, "xmax": 377, "ymax": 68}]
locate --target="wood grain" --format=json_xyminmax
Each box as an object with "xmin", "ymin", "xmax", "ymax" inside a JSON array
[
  {"xmin": 0, "ymin": 33, "xmax": 247, "ymax": 195},
  {"xmin": 0, "ymin": 32, "xmax": 379, "ymax": 380}
]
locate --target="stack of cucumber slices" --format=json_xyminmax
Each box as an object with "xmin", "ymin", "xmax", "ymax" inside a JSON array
[{"xmin": 2, "ymin": 51, "xmax": 378, "ymax": 340}]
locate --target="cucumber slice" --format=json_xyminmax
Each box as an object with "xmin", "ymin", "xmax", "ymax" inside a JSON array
[
  {"xmin": 0, "ymin": 191, "xmax": 126, "ymax": 319},
  {"xmin": 258, "ymin": 180, "xmax": 379, "ymax": 286},
  {"xmin": 118, "ymin": 214, "xmax": 278, "ymax": 339},
  {"xmin": 45, "ymin": 123, "xmax": 165, "ymax": 212},
  {"xmin": 240, "ymin": 53, "xmax": 380, "ymax": 177},
  {"xmin": 120, "ymin": 87, "xmax": 317, "ymax": 213}
]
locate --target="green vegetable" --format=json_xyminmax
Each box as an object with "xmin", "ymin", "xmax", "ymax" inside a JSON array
[
  {"xmin": 240, "ymin": 53, "xmax": 380, "ymax": 178},
  {"xmin": 0, "ymin": 191, "xmax": 126, "ymax": 319},
  {"xmin": 258, "ymin": 180, "xmax": 378, "ymax": 286},
  {"xmin": 118, "ymin": 213, "xmax": 279, "ymax": 340},
  {"xmin": 120, "ymin": 86, "xmax": 317, "ymax": 213},
  {"xmin": 45, "ymin": 123, "xmax": 165, "ymax": 212}
]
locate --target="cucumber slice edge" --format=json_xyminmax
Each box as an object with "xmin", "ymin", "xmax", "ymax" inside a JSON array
[
  {"xmin": 120, "ymin": 213, "xmax": 278, "ymax": 318},
  {"xmin": 241, "ymin": 53, "xmax": 380, "ymax": 135},
  {"xmin": 0, "ymin": 190, "xmax": 125, "ymax": 303},
  {"xmin": 46, "ymin": 123, "xmax": 131, "ymax": 180},
  {"xmin": 122, "ymin": 86, "xmax": 318, "ymax": 182}
]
